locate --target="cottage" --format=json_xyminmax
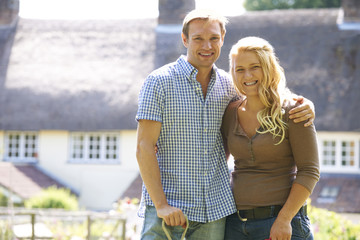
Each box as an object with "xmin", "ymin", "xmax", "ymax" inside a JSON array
[{"xmin": 1, "ymin": 0, "xmax": 359, "ymax": 213}]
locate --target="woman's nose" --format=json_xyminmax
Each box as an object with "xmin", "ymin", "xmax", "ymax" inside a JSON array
[{"xmin": 244, "ymin": 69, "xmax": 252, "ymax": 79}]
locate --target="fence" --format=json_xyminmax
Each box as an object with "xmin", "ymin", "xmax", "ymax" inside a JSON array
[{"xmin": 0, "ymin": 207, "xmax": 127, "ymax": 240}]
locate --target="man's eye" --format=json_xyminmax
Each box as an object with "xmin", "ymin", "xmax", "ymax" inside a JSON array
[{"xmin": 236, "ymin": 69, "xmax": 244, "ymax": 72}]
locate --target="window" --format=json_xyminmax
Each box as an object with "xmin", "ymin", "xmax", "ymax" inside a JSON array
[
  {"xmin": 69, "ymin": 132, "xmax": 120, "ymax": 164},
  {"xmin": 4, "ymin": 132, "xmax": 38, "ymax": 162},
  {"xmin": 319, "ymin": 137, "xmax": 360, "ymax": 172},
  {"xmin": 317, "ymin": 186, "xmax": 340, "ymax": 204},
  {"xmin": 322, "ymin": 140, "xmax": 336, "ymax": 166},
  {"xmin": 341, "ymin": 141, "xmax": 355, "ymax": 167}
]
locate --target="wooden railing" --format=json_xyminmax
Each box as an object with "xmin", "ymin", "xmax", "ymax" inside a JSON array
[{"xmin": 0, "ymin": 208, "xmax": 127, "ymax": 240}]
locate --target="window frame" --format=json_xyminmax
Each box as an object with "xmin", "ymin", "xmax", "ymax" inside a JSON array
[
  {"xmin": 68, "ymin": 132, "xmax": 121, "ymax": 164},
  {"xmin": 316, "ymin": 186, "xmax": 340, "ymax": 204},
  {"xmin": 4, "ymin": 131, "xmax": 39, "ymax": 163},
  {"xmin": 318, "ymin": 134, "xmax": 360, "ymax": 173}
]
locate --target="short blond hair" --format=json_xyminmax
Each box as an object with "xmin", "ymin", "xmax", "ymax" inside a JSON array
[{"xmin": 182, "ymin": 9, "xmax": 228, "ymax": 38}]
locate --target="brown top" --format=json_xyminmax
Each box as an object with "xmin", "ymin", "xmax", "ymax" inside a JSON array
[{"xmin": 221, "ymin": 99, "xmax": 320, "ymax": 210}]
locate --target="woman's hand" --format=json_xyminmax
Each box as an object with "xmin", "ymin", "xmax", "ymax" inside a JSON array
[{"xmin": 269, "ymin": 216, "xmax": 292, "ymax": 240}]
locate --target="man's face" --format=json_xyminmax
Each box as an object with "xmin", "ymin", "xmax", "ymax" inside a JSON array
[{"xmin": 182, "ymin": 19, "xmax": 224, "ymax": 71}]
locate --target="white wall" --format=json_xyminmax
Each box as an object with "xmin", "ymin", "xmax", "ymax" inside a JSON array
[
  {"xmin": 0, "ymin": 131, "xmax": 4, "ymax": 160},
  {"xmin": 38, "ymin": 130, "xmax": 139, "ymax": 210}
]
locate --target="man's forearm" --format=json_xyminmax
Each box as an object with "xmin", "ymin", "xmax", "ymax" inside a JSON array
[{"xmin": 137, "ymin": 143, "xmax": 168, "ymax": 209}]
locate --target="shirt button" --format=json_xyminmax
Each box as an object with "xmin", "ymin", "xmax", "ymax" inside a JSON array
[{"xmin": 204, "ymin": 150, "xmax": 208, "ymax": 154}]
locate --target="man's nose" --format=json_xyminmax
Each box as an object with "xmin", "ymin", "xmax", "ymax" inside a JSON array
[{"xmin": 202, "ymin": 40, "xmax": 211, "ymax": 49}]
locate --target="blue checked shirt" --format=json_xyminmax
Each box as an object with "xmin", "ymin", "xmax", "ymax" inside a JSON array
[{"xmin": 136, "ymin": 55, "xmax": 238, "ymax": 223}]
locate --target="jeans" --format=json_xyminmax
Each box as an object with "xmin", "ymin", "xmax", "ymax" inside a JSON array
[
  {"xmin": 141, "ymin": 205, "xmax": 226, "ymax": 240},
  {"xmin": 224, "ymin": 209, "xmax": 313, "ymax": 240}
]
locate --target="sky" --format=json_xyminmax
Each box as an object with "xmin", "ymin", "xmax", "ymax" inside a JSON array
[{"xmin": 19, "ymin": 0, "xmax": 245, "ymax": 20}]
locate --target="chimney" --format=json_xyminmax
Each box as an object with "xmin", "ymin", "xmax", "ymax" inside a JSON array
[
  {"xmin": 158, "ymin": 0, "xmax": 195, "ymax": 25},
  {"xmin": 338, "ymin": 0, "xmax": 360, "ymax": 30},
  {"xmin": 342, "ymin": 0, "xmax": 360, "ymax": 23},
  {"xmin": 0, "ymin": 0, "xmax": 19, "ymax": 25}
]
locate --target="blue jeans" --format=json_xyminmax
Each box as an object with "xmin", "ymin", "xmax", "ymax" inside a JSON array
[
  {"xmin": 141, "ymin": 205, "xmax": 226, "ymax": 240},
  {"xmin": 224, "ymin": 209, "xmax": 313, "ymax": 240}
]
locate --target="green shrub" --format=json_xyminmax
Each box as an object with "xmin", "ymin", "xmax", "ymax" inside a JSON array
[
  {"xmin": 0, "ymin": 190, "xmax": 24, "ymax": 207},
  {"xmin": 309, "ymin": 203, "xmax": 360, "ymax": 240},
  {"xmin": 0, "ymin": 191, "xmax": 8, "ymax": 207},
  {"xmin": 24, "ymin": 186, "xmax": 78, "ymax": 210}
]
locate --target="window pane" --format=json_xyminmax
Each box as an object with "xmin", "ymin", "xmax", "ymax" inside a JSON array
[
  {"xmin": 318, "ymin": 186, "xmax": 340, "ymax": 204},
  {"xmin": 24, "ymin": 133, "xmax": 37, "ymax": 158},
  {"xmin": 70, "ymin": 132, "xmax": 120, "ymax": 163},
  {"xmin": 88, "ymin": 135, "xmax": 101, "ymax": 159},
  {"xmin": 5, "ymin": 132, "xmax": 38, "ymax": 161},
  {"xmin": 7, "ymin": 133, "xmax": 20, "ymax": 158},
  {"xmin": 72, "ymin": 135, "xmax": 84, "ymax": 159},
  {"xmin": 322, "ymin": 140, "xmax": 336, "ymax": 166},
  {"xmin": 105, "ymin": 135, "xmax": 118, "ymax": 160},
  {"xmin": 341, "ymin": 141, "xmax": 355, "ymax": 167}
]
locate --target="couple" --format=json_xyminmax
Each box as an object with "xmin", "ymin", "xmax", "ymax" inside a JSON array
[{"xmin": 136, "ymin": 9, "xmax": 319, "ymax": 240}]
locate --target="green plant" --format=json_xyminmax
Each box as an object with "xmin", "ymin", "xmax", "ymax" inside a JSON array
[
  {"xmin": 309, "ymin": 203, "xmax": 360, "ymax": 240},
  {"xmin": 24, "ymin": 186, "xmax": 78, "ymax": 210},
  {"xmin": 0, "ymin": 190, "xmax": 24, "ymax": 207},
  {"xmin": 0, "ymin": 221, "xmax": 14, "ymax": 240},
  {"xmin": 0, "ymin": 191, "xmax": 8, "ymax": 207}
]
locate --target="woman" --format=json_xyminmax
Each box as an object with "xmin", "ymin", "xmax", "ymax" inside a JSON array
[{"xmin": 222, "ymin": 37, "xmax": 320, "ymax": 240}]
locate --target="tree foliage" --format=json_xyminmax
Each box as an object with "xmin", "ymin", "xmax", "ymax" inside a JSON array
[{"xmin": 244, "ymin": 0, "xmax": 341, "ymax": 11}]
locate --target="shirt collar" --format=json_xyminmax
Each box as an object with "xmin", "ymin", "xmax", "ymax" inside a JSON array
[{"xmin": 178, "ymin": 55, "xmax": 218, "ymax": 83}]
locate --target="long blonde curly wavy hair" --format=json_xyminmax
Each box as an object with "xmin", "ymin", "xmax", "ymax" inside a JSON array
[{"xmin": 229, "ymin": 36, "xmax": 291, "ymax": 144}]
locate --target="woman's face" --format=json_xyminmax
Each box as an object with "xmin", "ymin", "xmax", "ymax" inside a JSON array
[{"xmin": 233, "ymin": 51, "xmax": 263, "ymax": 97}]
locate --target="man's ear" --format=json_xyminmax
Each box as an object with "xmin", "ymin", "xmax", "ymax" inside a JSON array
[
  {"xmin": 181, "ymin": 33, "xmax": 188, "ymax": 48},
  {"xmin": 221, "ymin": 33, "xmax": 226, "ymax": 46}
]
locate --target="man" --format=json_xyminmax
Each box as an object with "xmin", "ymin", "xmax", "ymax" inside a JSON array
[{"xmin": 136, "ymin": 9, "xmax": 314, "ymax": 239}]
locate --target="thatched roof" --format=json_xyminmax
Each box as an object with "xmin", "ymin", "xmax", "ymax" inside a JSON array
[
  {"xmin": 2, "ymin": 18, "xmax": 157, "ymax": 131},
  {"xmin": 0, "ymin": 8, "xmax": 359, "ymax": 131}
]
